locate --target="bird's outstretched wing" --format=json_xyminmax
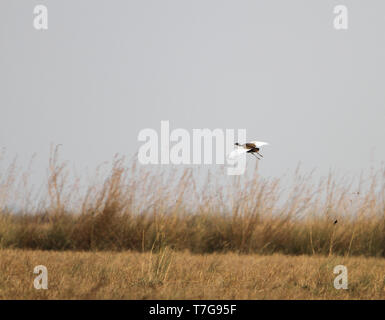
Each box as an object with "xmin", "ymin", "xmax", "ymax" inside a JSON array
[
  {"xmin": 249, "ymin": 141, "xmax": 269, "ymax": 148},
  {"xmin": 228, "ymin": 148, "xmax": 248, "ymax": 160}
]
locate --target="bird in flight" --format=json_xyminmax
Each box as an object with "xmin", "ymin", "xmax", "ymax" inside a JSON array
[{"xmin": 228, "ymin": 141, "xmax": 269, "ymax": 160}]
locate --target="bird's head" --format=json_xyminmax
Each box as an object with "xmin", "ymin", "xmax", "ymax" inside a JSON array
[{"xmin": 234, "ymin": 142, "xmax": 240, "ymax": 146}]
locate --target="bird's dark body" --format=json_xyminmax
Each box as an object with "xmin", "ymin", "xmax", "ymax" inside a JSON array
[
  {"xmin": 245, "ymin": 143, "xmax": 258, "ymax": 149},
  {"xmin": 247, "ymin": 147, "xmax": 259, "ymax": 153},
  {"xmin": 234, "ymin": 143, "xmax": 260, "ymax": 154},
  {"xmin": 235, "ymin": 142, "xmax": 259, "ymax": 150}
]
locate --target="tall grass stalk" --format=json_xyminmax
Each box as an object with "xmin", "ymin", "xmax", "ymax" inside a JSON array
[{"xmin": 0, "ymin": 149, "xmax": 384, "ymax": 257}]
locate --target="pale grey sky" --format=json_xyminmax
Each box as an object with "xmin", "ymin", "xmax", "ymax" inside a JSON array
[{"xmin": 0, "ymin": 0, "xmax": 384, "ymax": 185}]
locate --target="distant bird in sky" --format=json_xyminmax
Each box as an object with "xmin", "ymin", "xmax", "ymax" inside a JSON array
[{"xmin": 228, "ymin": 141, "xmax": 269, "ymax": 160}]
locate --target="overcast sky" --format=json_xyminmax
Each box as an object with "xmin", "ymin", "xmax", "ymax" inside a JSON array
[{"xmin": 1, "ymin": 0, "xmax": 384, "ymax": 186}]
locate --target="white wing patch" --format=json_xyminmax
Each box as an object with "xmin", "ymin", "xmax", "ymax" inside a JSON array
[{"xmin": 228, "ymin": 148, "xmax": 248, "ymax": 160}]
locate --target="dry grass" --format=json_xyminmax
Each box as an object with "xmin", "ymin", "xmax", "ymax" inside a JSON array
[
  {"xmin": 0, "ymin": 147, "xmax": 384, "ymax": 257},
  {"xmin": 1, "ymin": 147, "xmax": 384, "ymax": 299},
  {"xmin": 0, "ymin": 249, "xmax": 384, "ymax": 299}
]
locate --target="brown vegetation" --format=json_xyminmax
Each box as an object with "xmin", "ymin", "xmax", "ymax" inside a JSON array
[
  {"xmin": 0, "ymin": 147, "xmax": 384, "ymax": 256},
  {"xmin": 1, "ymin": 249, "xmax": 384, "ymax": 299}
]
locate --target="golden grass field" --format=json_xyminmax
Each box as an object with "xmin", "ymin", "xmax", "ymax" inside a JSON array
[
  {"xmin": 1, "ymin": 249, "xmax": 385, "ymax": 299},
  {"xmin": 0, "ymin": 148, "xmax": 385, "ymax": 299}
]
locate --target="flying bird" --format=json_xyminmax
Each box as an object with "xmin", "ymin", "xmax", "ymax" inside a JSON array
[{"xmin": 228, "ymin": 141, "xmax": 269, "ymax": 160}]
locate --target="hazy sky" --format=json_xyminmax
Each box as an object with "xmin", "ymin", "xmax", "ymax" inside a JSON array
[{"xmin": 1, "ymin": 1, "xmax": 384, "ymax": 184}]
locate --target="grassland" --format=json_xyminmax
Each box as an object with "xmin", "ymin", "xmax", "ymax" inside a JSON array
[
  {"xmin": 0, "ymin": 147, "xmax": 385, "ymax": 299},
  {"xmin": 1, "ymin": 249, "xmax": 385, "ymax": 299},
  {"xmin": 0, "ymin": 147, "xmax": 384, "ymax": 257}
]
